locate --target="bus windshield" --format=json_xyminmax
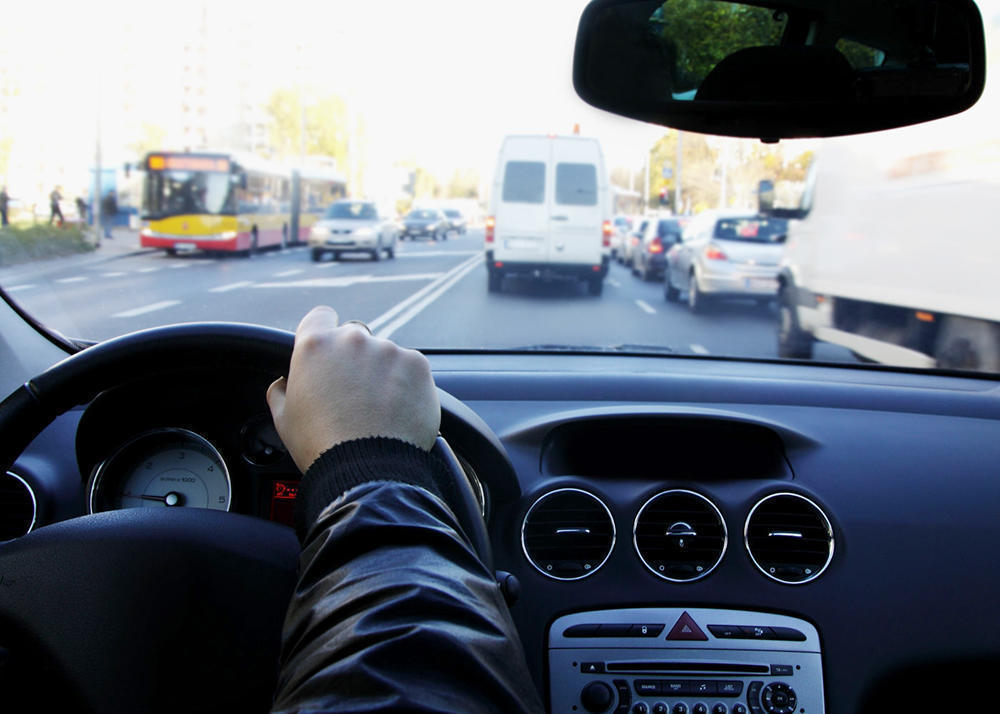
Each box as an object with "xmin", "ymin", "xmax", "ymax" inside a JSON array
[{"xmin": 143, "ymin": 170, "xmax": 236, "ymax": 219}]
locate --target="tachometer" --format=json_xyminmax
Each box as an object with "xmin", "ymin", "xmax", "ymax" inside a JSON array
[{"xmin": 88, "ymin": 428, "xmax": 232, "ymax": 513}]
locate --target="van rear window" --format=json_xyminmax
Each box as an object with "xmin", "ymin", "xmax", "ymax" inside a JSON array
[
  {"xmin": 502, "ymin": 161, "xmax": 545, "ymax": 204},
  {"xmin": 556, "ymin": 163, "xmax": 597, "ymax": 206}
]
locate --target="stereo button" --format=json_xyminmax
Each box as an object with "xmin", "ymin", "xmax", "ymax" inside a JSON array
[
  {"xmin": 653, "ymin": 704, "xmax": 668, "ymax": 714},
  {"xmin": 672, "ymin": 705, "xmax": 689, "ymax": 714}
]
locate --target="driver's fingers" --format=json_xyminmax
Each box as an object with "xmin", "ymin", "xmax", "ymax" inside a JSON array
[
  {"xmin": 295, "ymin": 305, "xmax": 340, "ymax": 338},
  {"xmin": 266, "ymin": 376, "xmax": 287, "ymax": 418}
]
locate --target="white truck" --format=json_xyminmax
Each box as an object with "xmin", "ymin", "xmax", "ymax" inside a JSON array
[{"xmin": 777, "ymin": 112, "xmax": 1000, "ymax": 372}]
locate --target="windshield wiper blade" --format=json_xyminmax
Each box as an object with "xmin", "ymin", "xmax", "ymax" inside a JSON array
[{"xmin": 512, "ymin": 344, "xmax": 676, "ymax": 355}]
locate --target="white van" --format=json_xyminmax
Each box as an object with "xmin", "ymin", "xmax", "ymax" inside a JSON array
[{"xmin": 486, "ymin": 135, "xmax": 611, "ymax": 295}]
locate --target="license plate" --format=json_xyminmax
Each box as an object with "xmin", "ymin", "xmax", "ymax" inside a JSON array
[
  {"xmin": 175, "ymin": 242, "xmax": 197, "ymax": 252},
  {"xmin": 744, "ymin": 277, "xmax": 778, "ymax": 290},
  {"xmin": 504, "ymin": 238, "xmax": 542, "ymax": 251}
]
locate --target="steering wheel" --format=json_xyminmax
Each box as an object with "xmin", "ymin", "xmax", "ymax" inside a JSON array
[{"xmin": 0, "ymin": 323, "xmax": 508, "ymax": 713}]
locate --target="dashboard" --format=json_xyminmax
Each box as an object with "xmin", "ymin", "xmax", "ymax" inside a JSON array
[{"xmin": 3, "ymin": 352, "xmax": 1000, "ymax": 713}]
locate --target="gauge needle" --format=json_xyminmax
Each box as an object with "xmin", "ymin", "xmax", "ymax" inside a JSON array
[{"xmin": 138, "ymin": 492, "xmax": 183, "ymax": 507}]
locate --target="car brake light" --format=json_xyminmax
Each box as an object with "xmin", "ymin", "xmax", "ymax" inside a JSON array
[
  {"xmin": 602, "ymin": 220, "xmax": 612, "ymax": 248},
  {"xmin": 485, "ymin": 216, "xmax": 495, "ymax": 244},
  {"xmin": 705, "ymin": 244, "xmax": 727, "ymax": 260},
  {"xmin": 649, "ymin": 237, "xmax": 664, "ymax": 254}
]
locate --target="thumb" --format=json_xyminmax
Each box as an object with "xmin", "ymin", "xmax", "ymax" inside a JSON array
[{"xmin": 266, "ymin": 376, "xmax": 287, "ymax": 423}]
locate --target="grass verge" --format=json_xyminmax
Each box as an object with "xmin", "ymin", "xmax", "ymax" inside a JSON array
[{"xmin": 0, "ymin": 224, "xmax": 96, "ymax": 266}]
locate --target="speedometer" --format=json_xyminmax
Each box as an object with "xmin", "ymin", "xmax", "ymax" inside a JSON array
[{"xmin": 88, "ymin": 428, "xmax": 232, "ymax": 513}]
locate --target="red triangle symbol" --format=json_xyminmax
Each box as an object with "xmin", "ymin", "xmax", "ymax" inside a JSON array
[{"xmin": 666, "ymin": 611, "xmax": 707, "ymax": 641}]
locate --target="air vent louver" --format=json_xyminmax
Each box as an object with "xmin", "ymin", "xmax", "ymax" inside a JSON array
[
  {"xmin": 0, "ymin": 472, "xmax": 36, "ymax": 541},
  {"xmin": 634, "ymin": 490, "xmax": 727, "ymax": 582},
  {"xmin": 745, "ymin": 492, "xmax": 834, "ymax": 584},
  {"xmin": 521, "ymin": 488, "xmax": 614, "ymax": 580}
]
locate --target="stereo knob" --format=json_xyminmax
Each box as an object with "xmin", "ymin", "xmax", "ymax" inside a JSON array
[
  {"xmin": 581, "ymin": 681, "xmax": 615, "ymax": 713},
  {"xmin": 761, "ymin": 683, "xmax": 797, "ymax": 714}
]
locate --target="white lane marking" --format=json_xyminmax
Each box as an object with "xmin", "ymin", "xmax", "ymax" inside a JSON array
[
  {"xmin": 315, "ymin": 261, "xmax": 340, "ymax": 269},
  {"xmin": 372, "ymin": 255, "xmax": 482, "ymax": 339},
  {"xmin": 635, "ymin": 299, "xmax": 657, "ymax": 314},
  {"xmin": 6, "ymin": 284, "xmax": 36, "ymax": 292},
  {"xmin": 113, "ymin": 300, "xmax": 181, "ymax": 318},
  {"xmin": 101, "ymin": 272, "xmax": 126, "ymax": 277},
  {"xmin": 56, "ymin": 276, "xmax": 87, "ymax": 284},
  {"xmin": 210, "ymin": 281, "xmax": 253, "ymax": 293},
  {"xmin": 395, "ymin": 250, "xmax": 478, "ymax": 258},
  {"xmin": 265, "ymin": 252, "xmax": 279, "ymax": 258},
  {"xmin": 254, "ymin": 273, "xmax": 442, "ymax": 289},
  {"xmin": 168, "ymin": 263, "xmax": 191, "ymax": 269},
  {"xmin": 274, "ymin": 269, "xmax": 304, "ymax": 277},
  {"xmin": 137, "ymin": 267, "xmax": 160, "ymax": 273},
  {"xmin": 690, "ymin": 343, "xmax": 710, "ymax": 355},
  {"xmin": 607, "ymin": 278, "xmax": 621, "ymax": 288}
]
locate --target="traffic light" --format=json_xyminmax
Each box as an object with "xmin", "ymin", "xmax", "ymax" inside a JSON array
[{"xmin": 659, "ymin": 187, "xmax": 668, "ymax": 206}]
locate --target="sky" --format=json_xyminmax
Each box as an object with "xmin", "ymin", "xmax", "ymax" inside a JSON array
[{"xmin": 2, "ymin": 0, "xmax": 999, "ymax": 198}]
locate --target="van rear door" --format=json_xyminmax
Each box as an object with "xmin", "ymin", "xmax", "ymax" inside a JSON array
[
  {"xmin": 495, "ymin": 138, "xmax": 550, "ymax": 264},
  {"xmin": 548, "ymin": 139, "xmax": 604, "ymax": 266}
]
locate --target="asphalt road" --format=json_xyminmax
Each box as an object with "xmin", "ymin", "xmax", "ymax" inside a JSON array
[{"xmin": 0, "ymin": 229, "xmax": 856, "ymax": 364}]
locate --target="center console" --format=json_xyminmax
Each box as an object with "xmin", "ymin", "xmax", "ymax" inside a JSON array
[{"xmin": 548, "ymin": 608, "xmax": 824, "ymax": 714}]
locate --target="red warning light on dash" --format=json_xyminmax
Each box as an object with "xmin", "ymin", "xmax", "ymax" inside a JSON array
[{"xmin": 272, "ymin": 481, "xmax": 299, "ymax": 500}]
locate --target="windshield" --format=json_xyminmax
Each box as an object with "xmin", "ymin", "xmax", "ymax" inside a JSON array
[
  {"xmin": 326, "ymin": 202, "xmax": 376, "ymax": 220},
  {"xmin": 1, "ymin": 0, "xmax": 999, "ymax": 375},
  {"xmin": 143, "ymin": 170, "xmax": 236, "ymax": 218}
]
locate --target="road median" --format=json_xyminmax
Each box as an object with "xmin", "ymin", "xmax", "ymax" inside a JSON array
[{"xmin": 0, "ymin": 225, "xmax": 95, "ymax": 267}]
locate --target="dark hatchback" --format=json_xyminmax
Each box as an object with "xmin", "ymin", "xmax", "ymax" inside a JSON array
[{"xmin": 401, "ymin": 208, "xmax": 448, "ymax": 240}]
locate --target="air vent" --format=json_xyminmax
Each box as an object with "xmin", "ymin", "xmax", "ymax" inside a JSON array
[
  {"xmin": 521, "ymin": 488, "xmax": 615, "ymax": 580},
  {"xmin": 634, "ymin": 490, "xmax": 727, "ymax": 582},
  {"xmin": 0, "ymin": 472, "xmax": 36, "ymax": 542},
  {"xmin": 745, "ymin": 492, "xmax": 834, "ymax": 584}
]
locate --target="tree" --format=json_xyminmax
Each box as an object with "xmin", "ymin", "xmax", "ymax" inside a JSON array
[
  {"xmin": 648, "ymin": 130, "xmax": 719, "ymax": 212},
  {"xmin": 445, "ymin": 169, "xmax": 479, "ymax": 199},
  {"xmin": 128, "ymin": 123, "xmax": 167, "ymax": 162},
  {"xmin": 265, "ymin": 89, "xmax": 351, "ymax": 175}
]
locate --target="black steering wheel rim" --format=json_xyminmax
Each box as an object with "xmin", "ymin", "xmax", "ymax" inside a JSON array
[{"xmin": 0, "ymin": 321, "xmax": 512, "ymax": 712}]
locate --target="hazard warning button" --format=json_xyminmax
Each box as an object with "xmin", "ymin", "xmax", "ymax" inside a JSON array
[{"xmin": 665, "ymin": 611, "xmax": 708, "ymax": 641}]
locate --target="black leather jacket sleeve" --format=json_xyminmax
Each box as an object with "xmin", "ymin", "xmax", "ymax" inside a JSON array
[{"xmin": 271, "ymin": 438, "xmax": 545, "ymax": 714}]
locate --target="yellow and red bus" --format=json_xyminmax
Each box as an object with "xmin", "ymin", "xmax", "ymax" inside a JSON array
[{"xmin": 140, "ymin": 151, "xmax": 347, "ymax": 254}]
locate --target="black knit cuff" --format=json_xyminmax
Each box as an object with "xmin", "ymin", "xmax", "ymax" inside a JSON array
[{"xmin": 293, "ymin": 437, "xmax": 452, "ymax": 542}]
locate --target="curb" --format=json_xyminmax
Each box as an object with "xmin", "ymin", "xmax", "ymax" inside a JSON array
[{"xmin": 0, "ymin": 246, "xmax": 158, "ymax": 282}]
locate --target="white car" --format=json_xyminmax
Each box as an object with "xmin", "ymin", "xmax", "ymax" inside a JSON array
[{"xmin": 308, "ymin": 200, "xmax": 398, "ymax": 262}]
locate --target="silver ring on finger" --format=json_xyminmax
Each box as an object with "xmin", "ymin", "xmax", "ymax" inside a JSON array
[{"xmin": 343, "ymin": 319, "xmax": 373, "ymax": 336}]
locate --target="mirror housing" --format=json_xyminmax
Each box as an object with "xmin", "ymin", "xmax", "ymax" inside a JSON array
[{"xmin": 573, "ymin": 0, "xmax": 986, "ymax": 140}]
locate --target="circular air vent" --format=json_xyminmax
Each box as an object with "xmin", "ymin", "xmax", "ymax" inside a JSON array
[
  {"xmin": 521, "ymin": 488, "xmax": 615, "ymax": 580},
  {"xmin": 0, "ymin": 471, "xmax": 36, "ymax": 542},
  {"xmin": 634, "ymin": 490, "xmax": 727, "ymax": 582},
  {"xmin": 745, "ymin": 492, "xmax": 834, "ymax": 584}
]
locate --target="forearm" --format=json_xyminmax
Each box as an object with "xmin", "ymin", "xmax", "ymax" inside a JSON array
[{"xmin": 271, "ymin": 440, "xmax": 544, "ymax": 713}]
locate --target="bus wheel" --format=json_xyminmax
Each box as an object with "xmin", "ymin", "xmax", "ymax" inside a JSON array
[{"xmin": 165, "ymin": 248, "xmax": 177, "ymax": 257}]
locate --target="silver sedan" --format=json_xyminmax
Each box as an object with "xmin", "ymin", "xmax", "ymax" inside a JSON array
[{"xmin": 664, "ymin": 212, "xmax": 788, "ymax": 312}]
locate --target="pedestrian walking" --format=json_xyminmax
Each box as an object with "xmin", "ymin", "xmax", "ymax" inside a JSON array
[
  {"xmin": 49, "ymin": 187, "xmax": 64, "ymax": 226},
  {"xmin": 75, "ymin": 196, "xmax": 88, "ymax": 226},
  {"xmin": 101, "ymin": 190, "xmax": 117, "ymax": 239},
  {"xmin": 0, "ymin": 187, "xmax": 9, "ymax": 227}
]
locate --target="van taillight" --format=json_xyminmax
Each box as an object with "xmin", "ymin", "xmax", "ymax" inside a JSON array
[
  {"xmin": 485, "ymin": 216, "xmax": 495, "ymax": 244},
  {"xmin": 705, "ymin": 244, "xmax": 728, "ymax": 261},
  {"xmin": 602, "ymin": 220, "xmax": 612, "ymax": 248},
  {"xmin": 649, "ymin": 237, "xmax": 664, "ymax": 253}
]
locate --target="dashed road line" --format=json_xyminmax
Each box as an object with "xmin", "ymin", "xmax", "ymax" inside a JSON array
[
  {"xmin": 371, "ymin": 255, "xmax": 482, "ymax": 339},
  {"xmin": 607, "ymin": 278, "xmax": 621, "ymax": 288},
  {"xmin": 168, "ymin": 263, "xmax": 191, "ymax": 269},
  {"xmin": 6, "ymin": 284, "xmax": 36, "ymax": 292},
  {"xmin": 315, "ymin": 262, "xmax": 339, "ymax": 269},
  {"xmin": 274, "ymin": 269, "xmax": 304, "ymax": 277},
  {"xmin": 112, "ymin": 300, "xmax": 181, "ymax": 318},
  {"xmin": 690, "ymin": 344, "xmax": 710, "ymax": 355},
  {"xmin": 254, "ymin": 273, "xmax": 442, "ymax": 289},
  {"xmin": 210, "ymin": 281, "xmax": 253, "ymax": 293},
  {"xmin": 56, "ymin": 276, "xmax": 87, "ymax": 284},
  {"xmin": 635, "ymin": 299, "xmax": 657, "ymax": 314},
  {"xmin": 137, "ymin": 267, "xmax": 161, "ymax": 273},
  {"xmin": 395, "ymin": 250, "xmax": 479, "ymax": 258},
  {"xmin": 101, "ymin": 272, "xmax": 126, "ymax": 277}
]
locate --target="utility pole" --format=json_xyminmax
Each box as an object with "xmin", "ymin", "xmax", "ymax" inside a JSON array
[
  {"xmin": 94, "ymin": 76, "xmax": 103, "ymax": 244},
  {"xmin": 290, "ymin": 42, "xmax": 306, "ymax": 250},
  {"xmin": 644, "ymin": 151, "xmax": 651, "ymax": 213},
  {"xmin": 719, "ymin": 140, "xmax": 728, "ymax": 209},
  {"xmin": 674, "ymin": 130, "xmax": 683, "ymax": 215}
]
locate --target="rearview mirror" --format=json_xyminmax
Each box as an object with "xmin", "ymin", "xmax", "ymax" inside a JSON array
[{"xmin": 573, "ymin": 0, "xmax": 986, "ymax": 140}]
